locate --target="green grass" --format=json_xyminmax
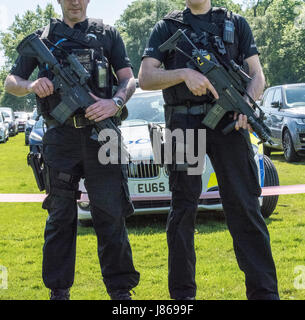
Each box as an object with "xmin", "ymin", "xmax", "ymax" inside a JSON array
[{"xmin": 0, "ymin": 134, "xmax": 305, "ymax": 300}]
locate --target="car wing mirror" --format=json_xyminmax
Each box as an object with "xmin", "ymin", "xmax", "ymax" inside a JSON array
[{"xmin": 271, "ymin": 101, "xmax": 282, "ymax": 109}]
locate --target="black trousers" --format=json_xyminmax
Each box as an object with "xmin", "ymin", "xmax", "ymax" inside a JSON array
[
  {"xmin": 41, "ymin": 125, "xmax": 140, "ymax": 293},
  {"xmin": 166, "ymin": 111, "xmax": 279, "ymax": 300}
]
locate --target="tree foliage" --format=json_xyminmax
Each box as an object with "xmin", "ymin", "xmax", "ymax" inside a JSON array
[
  {"xmin": 2, "ymin": 0, "xmax": 305, "ymax": 107},
  {"xmin": 246, "ymin": 0, "xmax": 305, "ymax": 86},
  {"xmin": 115, "ymin": 0, "xmax": 242, "ymax": 76},
  {"xmin": 0, "ymin": 4, "xmax": 59, "ymax": 110}
]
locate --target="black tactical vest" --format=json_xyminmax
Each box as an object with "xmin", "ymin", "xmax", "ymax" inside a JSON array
[
  {"xmin": 161, "ymin": 7, "xmax": 243, "ymax": 106},
  {"xmin": 36, "ymin": 18, "xmax": 115, "ymax": 118}
]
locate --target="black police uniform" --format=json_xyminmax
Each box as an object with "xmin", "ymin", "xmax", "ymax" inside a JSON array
[
  {"xmin": 143, "ymin": 8, "xmax": 279, "ymax": 300},
  {"xmin": 10, "ymin": 18, "xmax": 140, "ymax": 295}
]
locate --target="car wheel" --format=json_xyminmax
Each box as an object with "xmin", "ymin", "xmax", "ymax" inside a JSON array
[
  {"xmin": 261, "ymin": 155, "xmax": 279, "ymax": 218},
  {"xmin": 263, "ymin": 145, "xmax": 272, "ymax": 157},
  {"xmin": 283, "ymin": 130, "xmax": 301, "ymax": 162}
]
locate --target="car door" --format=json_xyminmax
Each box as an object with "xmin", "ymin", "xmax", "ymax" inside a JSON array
[
  {"xmin": 0, "ymin": 113, "xmax": 8, "ymax": 140},
  {"xmin": 269, "ymin": 88, "xmax": 284, "ymax": 145},
  {"xmin": 261, "ymin": 88, "xmax": 276, "ymax": 144}
]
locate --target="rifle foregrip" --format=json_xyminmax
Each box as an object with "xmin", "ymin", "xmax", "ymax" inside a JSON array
[{"xmin": 222, "ymin": 121, "xmax": 237, "ymax": 135}]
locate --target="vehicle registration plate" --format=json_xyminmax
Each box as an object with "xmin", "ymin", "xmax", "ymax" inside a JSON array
[{"xmin": 134, "ymin": 182, "xmax": 168, "ymax": 194}]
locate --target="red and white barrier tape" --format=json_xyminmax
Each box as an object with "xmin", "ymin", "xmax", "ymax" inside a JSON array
[{"xmin": 0, "ymin": 185, "xmax": 304, "ymax": 203}]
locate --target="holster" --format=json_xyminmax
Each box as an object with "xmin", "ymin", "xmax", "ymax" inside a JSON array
[{"xmin": 27, "ymin": 152, "xmax": 50, "ymax": 192}]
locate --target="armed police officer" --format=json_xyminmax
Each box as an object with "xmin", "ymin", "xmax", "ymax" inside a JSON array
[
  {"xmin": 5, "ymin": 0, "xmax": 140, "ymax": 300},
  {"xmin": 139, "ymin": 0, "xmax": 279, "ymax": 300}
]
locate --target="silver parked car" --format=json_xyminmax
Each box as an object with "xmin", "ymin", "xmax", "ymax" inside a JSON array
[
  {"xmin": 0, "ymin": 107, "xmax": 18, "ymax": 137},
  {"xmin": 0, "ymin": 112, "xmax": 9, "ymax": 143},
  {"xmin": 77, "ymin": 88, "xmax": 280, "ymax": 226},
  {"xmin": 25, "ymin": 109, "xmax": 38, "ymax": 145},
  {"xmin": 260, "ymin": 83, "xmax": 305, "ymax": 162},
  {"xmin": 14, "ymin": 111, "xmax": 29, "ymax": 132},
  {"xmin": 24, "ymin": 89, "xmax": 279, "ymax": 226}
]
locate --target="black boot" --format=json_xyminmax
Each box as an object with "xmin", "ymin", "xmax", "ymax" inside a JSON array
[
  {"xmin": 50, "ymin": 288, "xmax": 70, "ymax": 300},
  {"xmin": 109, "ymin": 290, "xmax": 132, "ymax": 300}
]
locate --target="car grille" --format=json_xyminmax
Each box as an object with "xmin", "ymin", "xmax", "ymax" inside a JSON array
[
  {"xmin": 133, "ymin": 200, "xmax": 170, "ymax": 209},
  {"xmin": 127, "ymin": 161, "xmax": 160, "ymax": 178}
]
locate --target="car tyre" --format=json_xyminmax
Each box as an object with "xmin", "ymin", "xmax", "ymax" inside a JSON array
[
  {"xmin": 261, "ymin": 155, "xmax": 279, "ymax": 218},
  {"xmin": 283, "ymin": 130, "xmax": 301, "ymax": 162}
]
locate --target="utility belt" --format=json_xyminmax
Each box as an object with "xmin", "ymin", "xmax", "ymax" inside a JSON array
[
  {"xmin": 165, "ymin": 102, "xmax": 212, "ymax": 116},
  {"xmin": 45, "ymin": 114, "xmax": 95, "ymax": 130},
  {"xmin": 165, "ymin": 103, "xmax": 236, "ymax": 132}
]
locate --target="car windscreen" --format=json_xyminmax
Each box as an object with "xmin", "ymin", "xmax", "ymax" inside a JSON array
[
  {"xmin": 285, "ymin": 86, "xmax": 305, "ymax": 107},
  {"xmin": 15, "ymin": 113, "xmax": 28, "ymax": 119},
  {"xmin": 1, "ymin": 111, "xmax": 11, "ymax": 120},
  {"xmin": 125, "ymin": 92, "xmax": 165, "ymax": 123}
]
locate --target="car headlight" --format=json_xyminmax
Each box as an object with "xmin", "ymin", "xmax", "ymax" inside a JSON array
[{"xmin": 295, "ymin": 118, "xmax": 305, "ymax": 125}]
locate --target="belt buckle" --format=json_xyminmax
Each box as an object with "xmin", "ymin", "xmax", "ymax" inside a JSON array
[{"xmin": 73, "ymin": 115, "xmax": 85, "ymax": 129}]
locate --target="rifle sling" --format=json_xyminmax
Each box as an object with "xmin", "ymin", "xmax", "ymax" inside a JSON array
[
  {"xmin": 52, "ymin": 23, "xmax": 103, "ymax": 48},
  {"xmin": 41, "ymin": 19, "xmax": 104, "ymax": 49},
  {"xmin": 183, "ymin": 10, "xmax": 222, "ymax": 38}
]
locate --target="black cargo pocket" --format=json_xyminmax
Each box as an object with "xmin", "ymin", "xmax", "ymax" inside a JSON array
[
  {"xmin": 42, "ymin": 194, "xmax": 56, "ymax": 210},
  {"xmin": 121, "ymin": 164, "xmax": 135, "ymax": 217},
  {"xmin": 42, "ymin": 193, "xmax": 74, "ymax": 211}
]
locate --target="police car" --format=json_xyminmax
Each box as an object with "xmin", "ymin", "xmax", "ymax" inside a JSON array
[{"xmin": 78, "ymin": 88, "xmax": 280, "ymax": 225}]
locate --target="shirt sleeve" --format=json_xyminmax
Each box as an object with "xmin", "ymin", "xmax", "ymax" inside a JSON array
[
  {"xmin": 9, "ymin": 55, "xmax": 39, "ymax": 80},
  {"xmin": 108, "ymin": 27, "xmax": 132, "ymax": 72},
  {"xmin": 142, "ymin": 20, "xmax": 172, "ymax": 63},
  {"xmin": 236, "ymin": 15, "xmax": 259, "ymax": 59}
]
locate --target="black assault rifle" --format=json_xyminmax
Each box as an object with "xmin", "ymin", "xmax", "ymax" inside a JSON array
[
  {"xmin": 159, "ymin": 29, "xmax": 273, "ymax": 145},
  {"xmin": 17, "ymin": 33, "xmax": 122, "ymax": 141}
]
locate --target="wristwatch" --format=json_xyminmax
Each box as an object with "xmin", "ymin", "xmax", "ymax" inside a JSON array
[{"xmin": 112, "ymin": 97, "xmax": 125, "ymax": 117}]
